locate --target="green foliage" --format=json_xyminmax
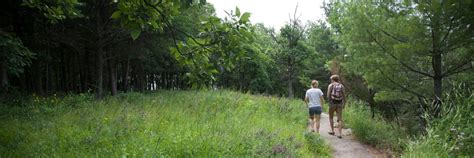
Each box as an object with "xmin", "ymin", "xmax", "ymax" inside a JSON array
[
  {"xmin": 344, "ymin": 100, "xmax": 407, "ymax": 153},
  {"xmin": 23, "ymin": 0, "xmax": 83, "ymax": 23},
  {"xmin": 403, "ymin": 84, "xmax": 473, "ymax": 157},
  {"xmin": 0, "ymin": 31, "xmax": 35, "ymax": 76},
  {"xmin": 24, "ymin": 0, "xmax": 200, "ymax": 40},
  {"xmin": 130, "ymin": 29, "xmax": 141, "ymax": 40},
  {"xmin": 270, "ymin": 16, "xmax": 317, "ymax": 98},
  {"xmin": 111, "ymin": 0, "xmax": 179, "ymax": 39},
  {"xmin": 299, "ymin": 21, "xmax": 339, "ymax": 93},
  {"xmin": 325, "ymin": 1, "xmax": 474, "ymax": 104},
  {"xmin": 171, "ymin": 7, "xmax": 255, "ymax": 88},
  {"xmin": 240, "ymin": 12, "xmax": 251, "ymax": 23},
  {"xmin": 235, "ymin": 23, "xmax": 280, "ymax": 94},
  {"xmin": 0, "ymin": 90, "xmax": 330, "ymax": 157},
  {"xmin": 304, "ymin": 132, "xmax": 331, "ymax": 156}
]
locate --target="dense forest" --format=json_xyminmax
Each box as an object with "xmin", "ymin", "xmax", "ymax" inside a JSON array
[
  {"xmin": 1, "ymin": 0, "xmax": 338, "ymax": 99},
  {"xmin": 1, "ymin": 0, "xmax": 473, "ymax": 157}
]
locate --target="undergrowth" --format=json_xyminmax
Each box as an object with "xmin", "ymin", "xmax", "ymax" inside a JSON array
[{"xmin": 0, "ymin": 90, "xmax": 331, "ymax": 157}]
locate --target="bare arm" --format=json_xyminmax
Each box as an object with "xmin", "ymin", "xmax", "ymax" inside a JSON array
[
  {"xmin": 327, "ymin": 84, "xmax": 332, "ymax": 99},
  {"xmin": 342, "ymin": 85, "xmax": 346, "ymax": 105},
  {"xmin": 319, "ymin": 95, "xmax": 324, "ymax": 109},
  {"xmin": 305, "ymin": 96, "xmax": 309, "ymax": 107}
]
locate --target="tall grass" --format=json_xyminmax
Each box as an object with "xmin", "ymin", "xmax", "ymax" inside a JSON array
[
  {"xmin": 403, "ymin": 85, "xmax": 473, "ymax": 157},
  {"xmin": 344, "ymin": 100, "xmax": 407, "ymax": 154},
  {"xmin": 0, "ymin": 90, "xmax": 330, "ymax": 157}
]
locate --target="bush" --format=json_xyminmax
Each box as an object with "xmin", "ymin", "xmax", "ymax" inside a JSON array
[
  {"xmin": 344, "ymin": 100, "xmax": 407, "ymax": 153},
  {"xmin": 403, "ymin": 84, "xmax": 473, "ymax": 157}
]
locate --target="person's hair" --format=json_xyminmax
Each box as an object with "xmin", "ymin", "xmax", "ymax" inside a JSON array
[
  {"xmin": 330, "ymin": 75, "xmax": 340, "ymax": 82},
  {"xmin": 311, "ymin": 80, "xmax": 318, "ymax": 88}
]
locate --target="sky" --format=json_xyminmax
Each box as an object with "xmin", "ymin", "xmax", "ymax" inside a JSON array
[{"xmin": 206, "ymin": 0, "xmax": 326, "ymax": 30}]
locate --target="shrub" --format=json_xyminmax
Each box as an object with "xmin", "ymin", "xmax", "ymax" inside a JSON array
[
  {"xmin": 403, "ymin": 84, "xmax": 473, "ymax": 157},
  {"xmin": 344, "ymin": 100, "xmax": 407, "ymax": 153}
]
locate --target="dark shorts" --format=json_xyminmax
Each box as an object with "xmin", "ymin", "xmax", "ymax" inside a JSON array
[
  {"xmin": 330, "ymin": 100, "xmax": 344, "ymax": 108},
  {"xmin": 309, "ymin": 106, "xmax": 322, "ymax": 116}
]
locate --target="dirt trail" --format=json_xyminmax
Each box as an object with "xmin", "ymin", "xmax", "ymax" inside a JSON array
[{"xmin": 311, "ymin": 113, "xmax": 387, "ymax": 158}]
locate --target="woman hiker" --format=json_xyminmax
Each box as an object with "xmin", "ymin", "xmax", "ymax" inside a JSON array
[
  {"xmin": 327, "ymin": 75, "xmax": 345, "ymax": 138},
  {"xmin": 305, "ymin": 80, "xmax": 325, "ymax": 134}
]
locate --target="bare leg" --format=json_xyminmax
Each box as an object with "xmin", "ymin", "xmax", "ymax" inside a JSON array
[
  {"xmin": 315, "ymin": 115, "xmax": 321, "ymax": 133},
  {"xmin": 337, "ymin": 106, "xmax": 343, "ymax": 137},
  {"xmin": 309, "ymin": 116, "xmax": 315, "ymax": 132},
  {"xmin": 329, "ymin": 106, "xmax": 336, "ymax": 134},
  {"xmin": 312, "ymin": 117, "xmax": 317, "ymax": 131}
]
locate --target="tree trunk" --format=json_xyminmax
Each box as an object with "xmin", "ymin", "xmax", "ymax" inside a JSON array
[
  {"xmin": 0, "ymin": 62, "xmax": 8, "ymax": 94},
  {"xmin": 122, "ymin": 57, "xmax": 130, "ymax": 92},
  {"xmin": 34, "ymin": 62, "xmax": 44, "ymax": 95},
  {"xmin": 62, "ymin": 53, "xmax": 69, "ymax": 92},
  {"xmin": 95, "ymin": 47, "xmax": 104, "ymax": 99},
  {"xmin": 81, "ymin": 51, "xmax": 88, "ymax": 92},
  {"xmin": 137, "ymin": 61, "xmax": 145, "ymax": 91},
  {"xmin": 166, "ymin": 73, "xmax": 171, "ymax": 89},
  {"xmin": 72, "ymin": 52, "xmax": 79, "ymax": 93},
  {"xmin": 287, "ymin": 63, "xmax": 294, "ymax": 98},
  {"xmin": 391, "ymin": 104, "xmax": 400, "ymax": 127},
  {"xmin": 432, "ymin": 55, "xmax": 442, "ymax": 100},
  {"xmin": 146, "ymin": 75, "xmax": 150, "ymax": 90},
  {"xmin": 94, "ymin": 0, "xmax": 106, "ymax": 99},
  {"xmin": 288, "ymin": 76, "xmax": 294, "ymax": 98},
  {"xmin": 160, "ymin": 73, "xmax": 164, "ymax": 89},
  {"xmin": 108, "ymin": 58, "xmax": 118, "ymax": 96},
  {"xmin": 431, "ymin": 14, "xmax": 442, "ymax": 117},
  {"xmin": 433, "ymin": 74, "xmax": 442, "ymax": 117},
  {"xmin": 368, "ymin": 89, "xmax": 376, "ymax": 118},
  {"xmin": 239, "ymin": 59, "xmax": 244, "ymax": 91},
  {"xmin": 78, "ymin": 57, "xmax": 84, "ymax": 93}
]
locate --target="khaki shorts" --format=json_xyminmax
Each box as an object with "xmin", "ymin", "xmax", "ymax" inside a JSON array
[{"xmin": 329, "ymin": 100, "xmax": 344, "ymax": 108}]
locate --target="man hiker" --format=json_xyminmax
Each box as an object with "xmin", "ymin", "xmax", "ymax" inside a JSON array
[
  {"xmin": 305, "ymin": 80, "xmax": 325, "ymax": 134},
  {"xmin": 327, "ymin": 75, "xmax": 345, "ymax": 138}
]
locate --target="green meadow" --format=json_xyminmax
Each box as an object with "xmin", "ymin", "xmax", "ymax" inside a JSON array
[{"xmin": 0, "ymin": 90, "xmax": 330, "ymax": 157}]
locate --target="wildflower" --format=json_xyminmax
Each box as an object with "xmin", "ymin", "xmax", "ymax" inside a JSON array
[{"xmin": 450, "ymin": 128, "xmax": 457, "ymax": 132}]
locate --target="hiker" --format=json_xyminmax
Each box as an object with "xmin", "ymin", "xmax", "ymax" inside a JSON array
[
  {"xmin": 327, "ymin": 75, "xmax": 345, "ymax": 138},
  {"xmin": 305, "ymin": 80, "xmax": 324, "ymax": 133}
]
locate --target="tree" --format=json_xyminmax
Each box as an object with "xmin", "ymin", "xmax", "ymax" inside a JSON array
[
  {"xmin": 270, "ymin": 7, "xmax": 313, "ymax": 98},
  {"xmin": 304, "ymin": 21, "xmax": 339, "ymax": 91},
  {"xmin": 0, "ymin": 30, "xmax": 35, "ymax": 93},
  {"xmin": 326, "ymin": 1, "xmax": 474, "ymax": 117},
  {"xmin": 22, "ymin": 0, "xmax": 204, "ymax": 98}
]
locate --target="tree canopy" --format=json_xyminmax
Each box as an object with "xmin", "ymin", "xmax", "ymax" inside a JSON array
[{"xmin": 326, "ymin": 1, "xmax": 473, "ymax": 117}]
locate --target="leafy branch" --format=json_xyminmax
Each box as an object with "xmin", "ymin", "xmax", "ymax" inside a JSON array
[{"xmin": 366, "ymin": 29, "xmax": 434, "ymax": 78}]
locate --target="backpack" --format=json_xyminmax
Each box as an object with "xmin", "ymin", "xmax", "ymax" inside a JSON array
[{"xmin": 331, "ymin": 83, "xmax": 343, "ymax": 100}]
